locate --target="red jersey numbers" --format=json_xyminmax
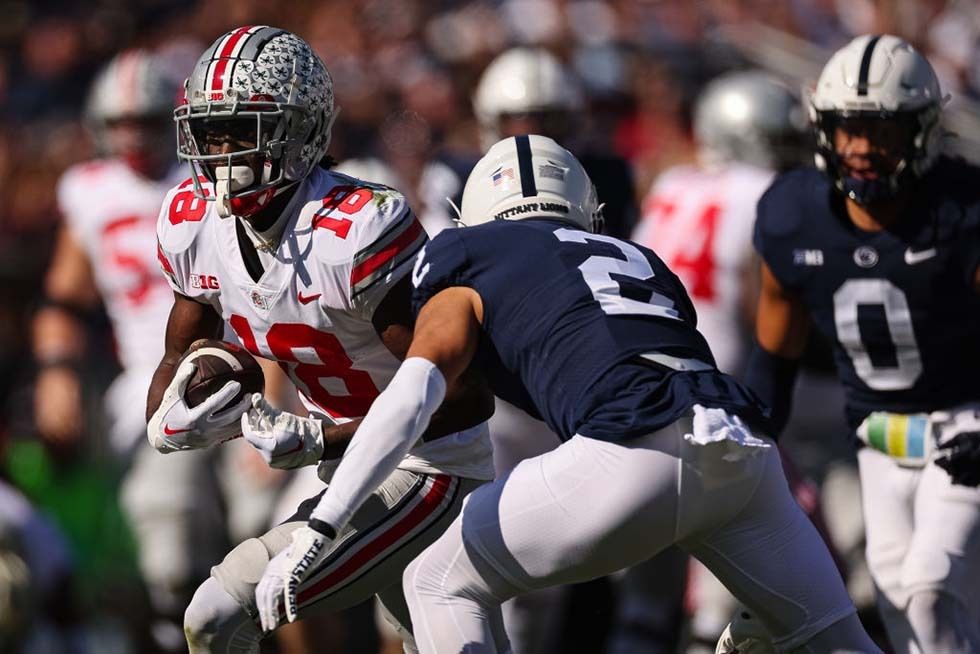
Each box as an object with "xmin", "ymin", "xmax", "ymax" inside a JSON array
[
  {"xmin": 314, "ymin": 186, "xmax": 374, "ymax": 239},
  {"xmin": 169, "ymin": 178, "xmax": 210, "ymax": 225},
  {"xmin": 101, "ymin": 215, "xmax": 164, "ymax": 307},
  {"xmin": 641, "ymin": 196, "xmax": 720, "ymax": 301},
  {"xmin": 228, "ymin": 315, "xmax": 380, "ymax": 419}
]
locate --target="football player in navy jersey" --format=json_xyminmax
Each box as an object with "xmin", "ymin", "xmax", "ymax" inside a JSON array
[
  {"xmin": 745, "ymin": 35, "xmax": 980, "ymax": 654},
  {"xmin": 253, "ymin": 135, "xmax": 881, "ymax": 653}
]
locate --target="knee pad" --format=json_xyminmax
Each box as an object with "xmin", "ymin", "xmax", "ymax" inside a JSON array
[{"xmin": 184, "ymin": 577, "xmax": 261, "ymax": 654}]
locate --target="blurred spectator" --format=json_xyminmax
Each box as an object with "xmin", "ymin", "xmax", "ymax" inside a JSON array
[{"xmin": 0, "ymin": 2, "xmax": 976, "ymax": 652}]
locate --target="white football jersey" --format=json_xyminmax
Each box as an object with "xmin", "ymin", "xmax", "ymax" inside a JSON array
[
  {"xmin": 156, "ymin": 167, "xmax": 493, "ymax": 481},
  {"xmin": 58, "ymin": 158, "xmax": 181, "ymax": 372},
  {"xmin": 633, "ymin": 163, "xmax": 774, "ymax": 374},
  {"xmin": 335, "ymin": 157, "xmax": 461, "ymax": 237}
]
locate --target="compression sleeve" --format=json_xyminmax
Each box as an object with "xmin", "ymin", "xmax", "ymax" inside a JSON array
[
  {"xmin": 743, "ymin": 341, "xmax": 800, "ymax": 437},
  {"xmin": 309, "ymin": 357, "xmax": 447, "ymax": 531}
]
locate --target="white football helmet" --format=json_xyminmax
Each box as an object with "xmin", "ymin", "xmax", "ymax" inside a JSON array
[
  {"xmin": 473, "ymin": 48, "xmax": 583, "ymax": 150},
  {"xmin": 87, "ymin": 49, "xmax": 176, "ymax": 125},
  {"xmin": 809, "ymin": 34, "xmax": 946, "ymax": 204},
  {"xmin": 175, "ymin": 26, "xmax": 336, "ymax": 218},
  {"xmin": 460, "ymin": 135, "xmax": 601, "ymax": 233},
  {"xmin": 694, "ymin": 70, "xmax": 806, "ymax": 171}
]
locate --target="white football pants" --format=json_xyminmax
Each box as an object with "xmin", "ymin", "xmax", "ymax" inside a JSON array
[
  {"xmin": 858, "ymin": 447, "xmax": 980, "ymax": 654},
  {"xmin": 404, "ymin": 412, "xmax": 880, "ymax": 653}
]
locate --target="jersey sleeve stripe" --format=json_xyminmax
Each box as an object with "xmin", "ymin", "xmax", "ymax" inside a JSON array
[
  {"xmin": 352, "ymin": 204, "xmax": 413, "ymax": 264},
  {"xmin": 156, "ymin": 242, "xmax": 176, "ymax": 276},
  {"xmin": 350, "ymin": 233, "xmax": 426, "ymax": 299},
  {"xmin": 351, "ymin": 213, "xmax": 425, "ymax": 285}
]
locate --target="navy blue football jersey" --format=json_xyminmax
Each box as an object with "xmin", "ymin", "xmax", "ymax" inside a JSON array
[
  {"xmin": 755, "ymin": 159, "xmax": 980, "ymax": 428},
  {"xmin": 412, "ymin": 218, "xmax": 767, "ymax": 442}
]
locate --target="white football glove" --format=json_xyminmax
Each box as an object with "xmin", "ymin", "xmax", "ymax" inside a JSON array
[
  {"xmin": 240, "ymin": 394, "xmax": 324, "ymax": 469},
  {"xmin": 255, "ymin": 524, "xmax": 333, "ymax": 632},
  {"xmin": 716, "ymin": 609, "xmax": 775, "ymax": 654},
  {"xmin": 146, "ymin": 358, "xmax": 249, "ymax": 453}
]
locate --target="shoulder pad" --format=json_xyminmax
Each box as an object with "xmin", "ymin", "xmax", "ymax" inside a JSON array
[
  {"xmin": 57, "ymin": 160, "xmax": 122, "ymax": 218},
  {"xmin": 411, "ymin": 228, "xmax": 467, "ymax": 317},
  {"xmin": 755, "ymin": 168, "xmax": 822, "ymax": 240},
  {"xmin": 156, "ymin": 176, "xmax": 213, "ymax": 255}
]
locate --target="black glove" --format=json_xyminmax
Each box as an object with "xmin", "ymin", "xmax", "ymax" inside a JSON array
[{"xmin": 935, "ymin": 431, "xmax": 980, "ymax": 487}]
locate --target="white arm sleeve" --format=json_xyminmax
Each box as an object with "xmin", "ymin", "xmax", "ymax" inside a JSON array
[{"xmin": 309, "ymin": 357, "xmax": 447, "ymax": 530}]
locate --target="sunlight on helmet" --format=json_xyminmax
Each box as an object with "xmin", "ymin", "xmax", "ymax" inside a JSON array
[{"xmin": 175, "ymin": 26, "xmax": 337, "ymax": 218}]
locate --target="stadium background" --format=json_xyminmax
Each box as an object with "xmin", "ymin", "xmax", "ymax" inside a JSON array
[{"xmin": 0, "ymin": 0, "xmax": 978, "ymax": 652}]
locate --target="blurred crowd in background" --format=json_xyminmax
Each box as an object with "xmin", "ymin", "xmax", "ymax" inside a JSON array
[{"xmin": 1, "ymin": 0, "xmax": 979, "ymax": 652}]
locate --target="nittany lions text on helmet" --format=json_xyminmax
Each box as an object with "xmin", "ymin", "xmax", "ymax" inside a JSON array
[
  {"xmin": 809, "ymin": 34, "xmax": 947, "ymax": 205},
  {"xmin": 175, "ymin": 26, "xmax": 336, "ymax": 218},
  {"xmin": 459, "ymin": 134, "xmax": 602, "ymax": 233},
  {"xmin": 694, "ymin": 70, "xmax": 806, "ymax": 171}
]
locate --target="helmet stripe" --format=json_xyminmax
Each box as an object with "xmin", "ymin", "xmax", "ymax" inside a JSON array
[
  {"xmin": 514, "ymin": 135, "xmax": 537, "ymax": 198},
  {"xmin": 208, "ymin": 25, "xmax": 259, "ymax": 93},
  {"xmin": 856, "ymin": 34, "xmax": 881, "ymax": 97},
  {"xmin": 117, "ymin": 50, "xmax": 140, "ymax": 117}
]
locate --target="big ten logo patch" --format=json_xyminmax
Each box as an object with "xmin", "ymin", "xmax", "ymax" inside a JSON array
[{"xmin": 190, "ymin": 274, "xmax": 220, "ymax": 290}]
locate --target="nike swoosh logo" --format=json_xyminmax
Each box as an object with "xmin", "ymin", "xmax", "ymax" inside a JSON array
[
  {"xmin": 297, "ymin": 291, "xmax": 321, "ymax": 305},
  {"xmin": 163, "ymin": 424, "xmax": 192, "ymax": 436},
  {"xmin": 904, "ymin": 247, "xmax": 937, "ymax": 265}
]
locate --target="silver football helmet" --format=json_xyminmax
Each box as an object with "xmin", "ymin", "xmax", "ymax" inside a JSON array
[
  {"xmin": 694, "ymin": 70, "xmax": 806, "ymax": 171},
  {"xmin": 460, "ymin": 135, "xmax": 601, "ymax": 233},
  {"xmin": 809, "ymin": 34, "xmax": 947, "ymax": 204},
  {"xmin": 473, "ymin": 48, "xmax": 583, "ymax": 150},
  {"xmin": 85, "ymin": 49, "xmax": 178, "ymax": 176},
  {"xmin": 87, "ymin": 49, "xmax": 176, "ymax": 125},
  {"xmin": 176, "ymin": 26, "xmax": 336, "ymax": 217}
]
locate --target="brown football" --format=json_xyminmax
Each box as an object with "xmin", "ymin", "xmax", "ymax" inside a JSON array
[{"xmin": 179, "ymin": 339, "xmax": 265, "ymax": 409}]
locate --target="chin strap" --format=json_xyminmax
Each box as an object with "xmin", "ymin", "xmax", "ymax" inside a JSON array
[{"xmin": 215, "ymin": 165, "xmax": 256, "ymax": 218}]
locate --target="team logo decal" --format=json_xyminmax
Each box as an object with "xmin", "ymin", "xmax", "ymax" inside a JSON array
[
  {"xmin": 538, "ymin": 160, "xmax": 567, "ymax": 181},
  {"xmin": 793, "ymin": 249, "xmax": 824, "ymax": 266},
  {"xmin": 853, "ymin": 246, "xmax": 878, "ymax": 268},
  {"xmin": 250, "ymin": 289, "xmax": 270, "ymax": 310}
]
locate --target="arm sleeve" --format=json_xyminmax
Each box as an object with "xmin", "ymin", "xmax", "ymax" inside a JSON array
[
  {"xmin": 743, "ymin": 341, "xmax": 800, "ymax": 437},
  {"xmin": 309, "ymin": 357, "xmax": 446, "ymax": 530}
]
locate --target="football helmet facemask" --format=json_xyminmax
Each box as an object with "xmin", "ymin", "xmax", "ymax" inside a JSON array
[
  {"xmin": 459, "ymin": 134, "xmax": 602, "ymax": 233},
  {"xmin": 176, "ymin": 26, "xmax": 336, "ymax": 218},
  {"xmin": 809, "ymin": 34, "xmax": 947, "ymax": 205}
]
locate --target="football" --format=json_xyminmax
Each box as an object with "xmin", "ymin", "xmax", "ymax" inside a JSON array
[{"xmin": 178, "ymin": 339, "xmax": 265, "ymax": 409}]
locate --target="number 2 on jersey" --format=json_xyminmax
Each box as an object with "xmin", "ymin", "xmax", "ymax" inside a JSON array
[{"xmin": 554, "ymin": 228, "xmax": 680, "ymax": 320}]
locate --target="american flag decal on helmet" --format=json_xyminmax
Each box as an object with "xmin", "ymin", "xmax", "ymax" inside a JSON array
[
  {"xmin": 491, "ymin": 167, "xmax": 515, "ymax": 186},
  {"xmin": 350, "ymin": 209, "xmax": 427, "ymax": 299}
]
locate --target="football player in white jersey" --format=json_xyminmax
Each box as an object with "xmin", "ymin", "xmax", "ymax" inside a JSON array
[
  {"xmin": 31, "ymin": 49, "xmax": 234, "ymax": 652},
  {"xmin": 146, "ymin": 27, "xmax": 495, "ymax": 653}
]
